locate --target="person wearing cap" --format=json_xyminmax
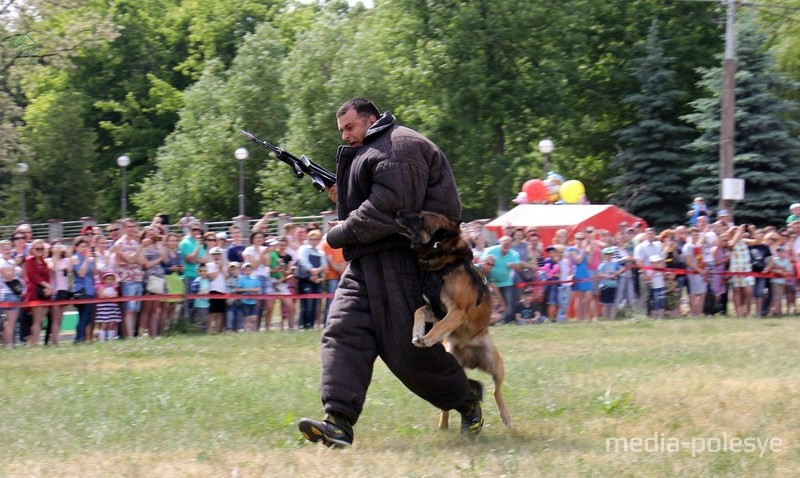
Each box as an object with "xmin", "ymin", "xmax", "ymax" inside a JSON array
[
  {"xmin": 95, "ymin": 271, "xmax": 122, "ymax": 341},
  {"xmin": 235, "ymin": 262, "xmax": 260, "ymax": 331},
  {"xmin": 646, "ymin": 255, "xmax": 667, "ymax": 320},
  {"xmin": 786, "ymin": 203, "xmax": 800, "ymax": 225},
  {"xmin": 541, "ymin": 245, "xmax": 561, "ymax": 321},
  {"xmin": 716, "ymin": 209, "xmax": 732, "ymax": 227},
  {"xmin": 597, "ymin": 247, "xmax": 622, "ymax": 320},
  {"xmin": 205, "ymin": 246, "xmax": 228, "ymax": 333}
]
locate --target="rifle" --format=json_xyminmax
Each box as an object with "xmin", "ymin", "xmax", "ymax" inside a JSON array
[{"xmin": 240, "ymin": 130, "xmax": 336, "ymax": 192}]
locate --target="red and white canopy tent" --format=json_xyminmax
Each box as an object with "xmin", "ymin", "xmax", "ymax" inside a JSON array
[{"xmin": 485, "ymin": 204, "xmax": 647, "ymax": 245}]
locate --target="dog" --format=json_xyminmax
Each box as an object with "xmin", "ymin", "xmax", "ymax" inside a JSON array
[{"xmin": 395, "ymin": 210, "xmax": 512, "ymax": 429}]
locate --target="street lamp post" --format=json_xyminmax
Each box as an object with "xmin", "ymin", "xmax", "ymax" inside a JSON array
[
  {"xmin": 16, "ymin": 162, "xmax": 28, "ymax": 221},
  {"xmin": 538, "ymin": 139, "xmax": 554, "ymax": 176},
  {"xmin": 117, "ymin": 155, "xmax": 131, "ymax": 218},
  {"xmin": 234, "ymin": 147, "xmax": 249, "ymax": 217}
]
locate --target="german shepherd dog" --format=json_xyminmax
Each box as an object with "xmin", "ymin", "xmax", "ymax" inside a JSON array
[{"xmin": 395, "ymin": 210, "xmax": 512, "ymax": 429}]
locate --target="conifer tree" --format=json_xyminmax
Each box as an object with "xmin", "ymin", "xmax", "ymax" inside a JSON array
[
  {"xmin": 683, "ymin": 12, "xmax": 800, "ymax": 226},
  {"xmin": 611, "ymin": 21, "xmax": 694, "ymax": 227}
]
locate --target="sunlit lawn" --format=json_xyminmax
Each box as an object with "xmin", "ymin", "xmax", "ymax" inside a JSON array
[{"xmin": 1, "ymin": 316, "xmax": 798, "ymax": 477}]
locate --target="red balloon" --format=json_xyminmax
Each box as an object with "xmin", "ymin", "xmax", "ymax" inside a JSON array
[{"xmin": 523, "ymin": 179, "xmax": 548, "ymax": 202}]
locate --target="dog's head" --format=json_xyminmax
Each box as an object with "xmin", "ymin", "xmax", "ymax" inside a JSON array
[{"xmin": 395, "ymin": 210, "xmax": 462, "ymax": 252}]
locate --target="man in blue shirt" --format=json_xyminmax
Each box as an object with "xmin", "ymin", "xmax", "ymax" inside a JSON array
[{"xmin": 480, "ymin": 236, "xmax": 521, "ymax": 323}]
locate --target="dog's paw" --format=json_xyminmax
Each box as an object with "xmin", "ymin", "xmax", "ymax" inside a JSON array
[
  {"xmin": 412, "ymin": 335, "xmax": 430, "ymax": 347},
  {"xmin": 413, "ymin": 335, "xmax": 434, "ymax": 347}
]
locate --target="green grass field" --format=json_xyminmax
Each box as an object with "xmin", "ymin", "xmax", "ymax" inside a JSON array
[{"xmin": 1, "ymin": 317, "xmax": 797, "ymax": 477}]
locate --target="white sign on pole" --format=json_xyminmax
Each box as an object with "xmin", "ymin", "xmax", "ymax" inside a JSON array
[{"xmin": 722, "ymin": 178, "xmax": 745, "ymax": 201}]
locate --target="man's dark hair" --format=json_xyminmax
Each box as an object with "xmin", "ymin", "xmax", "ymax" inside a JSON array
[{"xmin": 337, "ymin": 97, "xmax": 380, "ymax": 119}]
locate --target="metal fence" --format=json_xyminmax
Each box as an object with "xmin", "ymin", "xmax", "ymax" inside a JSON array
[{"xmin": 0, "ymin": 213, "xmax": 334, "ymax": 242}]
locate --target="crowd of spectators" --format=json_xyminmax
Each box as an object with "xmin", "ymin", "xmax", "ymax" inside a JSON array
[
  {"xmin": 3, "ymin": 198, "xmax": 799, "ymax": 346},
  {"xmin": 469, "ymin": 198, "xmax": 800, "ymax": 324},
  {"xmin": 0, "ymin": 212, "xmax": 346, "ymax": 346}
]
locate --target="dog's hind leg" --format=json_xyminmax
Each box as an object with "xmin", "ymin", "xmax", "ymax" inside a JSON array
[
  {"xmin": 483, "ymin": 346, "xmax": 512, "ymax": 427},
  {"xmin": 438, "ymin": 410, "xmax": 450, "ymax": 429}
]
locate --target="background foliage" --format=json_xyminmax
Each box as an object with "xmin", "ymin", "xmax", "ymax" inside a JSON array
[{"xmin": 2, "ymin": 0, "xmax": 800, "ymax": 227}]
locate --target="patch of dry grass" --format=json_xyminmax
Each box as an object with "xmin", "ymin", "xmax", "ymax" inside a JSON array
[{"xmin": 0, "ymin": 317, "xmax": 797, "ymax": 477}]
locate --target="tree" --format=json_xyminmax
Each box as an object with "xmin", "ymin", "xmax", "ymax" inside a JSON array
[
  {"xmin": 611, "ymin": 21, "xmax": 695, "ymax": 228},
  {"xmin": 683, "ymin": 11, "xmax": 800, "ymax": 225},
  {"xmin": 21, "ymin": 80, "xmax": 99, "ymax": 221}
]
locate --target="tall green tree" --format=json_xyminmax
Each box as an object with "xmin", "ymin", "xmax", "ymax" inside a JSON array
[
  {"xmin": 611, "ymin": 21, "xmax": 695, "ymax": 228},
  {"xmin": 21, "ymin": 80, "xmax": 99, "ymax": 221},
  {"xmin": 683, "ymin": 11, "xmax": 800, "ymax": 225}
]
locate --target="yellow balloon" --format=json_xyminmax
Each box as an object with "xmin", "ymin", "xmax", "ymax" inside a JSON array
[{"xmin": 559, "ymin": 180, "xmax": 585, "ymax": 204}]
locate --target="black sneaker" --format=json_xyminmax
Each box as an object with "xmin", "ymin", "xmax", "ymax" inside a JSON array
[
  {"xmin": 458, "ymin": 379, "xmax": 484, "ymax": 436},
  {"xmin": 298, "ymin": 415, "xmax": 353, "ymax": 448}
]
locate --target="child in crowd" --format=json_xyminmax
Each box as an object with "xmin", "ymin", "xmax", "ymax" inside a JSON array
[
  {"xmin": 513, "ymin": 287, "xmax": 542, "ymax": 324},
  {"xmin": 191, "ymin": 265, "xmax": 211, "ymax": 332},
  {"xmin": 541, "ymin": 245, "xmax": 561, "ymax": 322},
  {"xmin": 94, "ymin": 271, "xmax": 122, "ymax": 341},
  {"xmin": 225, "ymin": 262, "xmax": 242, "ymax": 331},
  {"xmin": 769, "ymin": 246, "xmax": 793, "ymax": 316},
  {"xmin": 597, "ymin": 247, "xmax": 622, "ymax": 320},
  {"xmin": 556, "ymin": 245, "xmax": 572, "ymax": 323},
  {"xmin": 237, "ymin": 262, "xmax": 261, "ymax": 331},
  {"xmin": 664, "ymin": 271, "xmax": 681, "ymax": 318},
  {"xmin": 648, "ymin": 254, "xmax": 667, "ymax": 320}
]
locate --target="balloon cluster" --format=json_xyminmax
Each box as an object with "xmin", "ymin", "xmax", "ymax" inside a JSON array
[{"xmin": 515, "ymin": 172, "xmax": 587, "ymax": 205}]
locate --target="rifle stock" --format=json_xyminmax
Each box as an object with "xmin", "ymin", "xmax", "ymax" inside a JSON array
[{"xmin": 240, "ymin": 130, "xmax": 336, "ymax": 192}]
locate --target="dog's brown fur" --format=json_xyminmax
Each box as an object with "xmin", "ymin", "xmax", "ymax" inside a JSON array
[{"xmin": 395, "ymin": 210, "xmax": 511, "ymax": 429}]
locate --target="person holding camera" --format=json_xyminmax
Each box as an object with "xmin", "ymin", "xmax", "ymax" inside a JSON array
[
  {"xmin": 569, "ymin": 233, "xmax": 593, "ymax": 321},
  {"xmin": 71, "ymin": 236, "xmax": 97, "ymax": 343},
  {"xmin": 1, "ymin": 239, "xmax": 25, "ymax": 347},
  {"xmin": 46, "ymin": 241, "xmax": 72, "ymax": 345},
  {"xmin": 23, "ymin": 239, "xmax": 53, "ymax": 345}
]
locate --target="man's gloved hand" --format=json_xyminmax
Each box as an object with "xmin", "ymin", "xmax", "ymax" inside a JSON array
[{"xmin": 326, "ymin": 224, "xmax": 346, "ymax": 249}]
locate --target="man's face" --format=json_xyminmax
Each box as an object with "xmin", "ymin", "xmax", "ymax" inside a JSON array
[{"xmin": 337, "ymin": 108, "xmax": 376, "ymax": 147}]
